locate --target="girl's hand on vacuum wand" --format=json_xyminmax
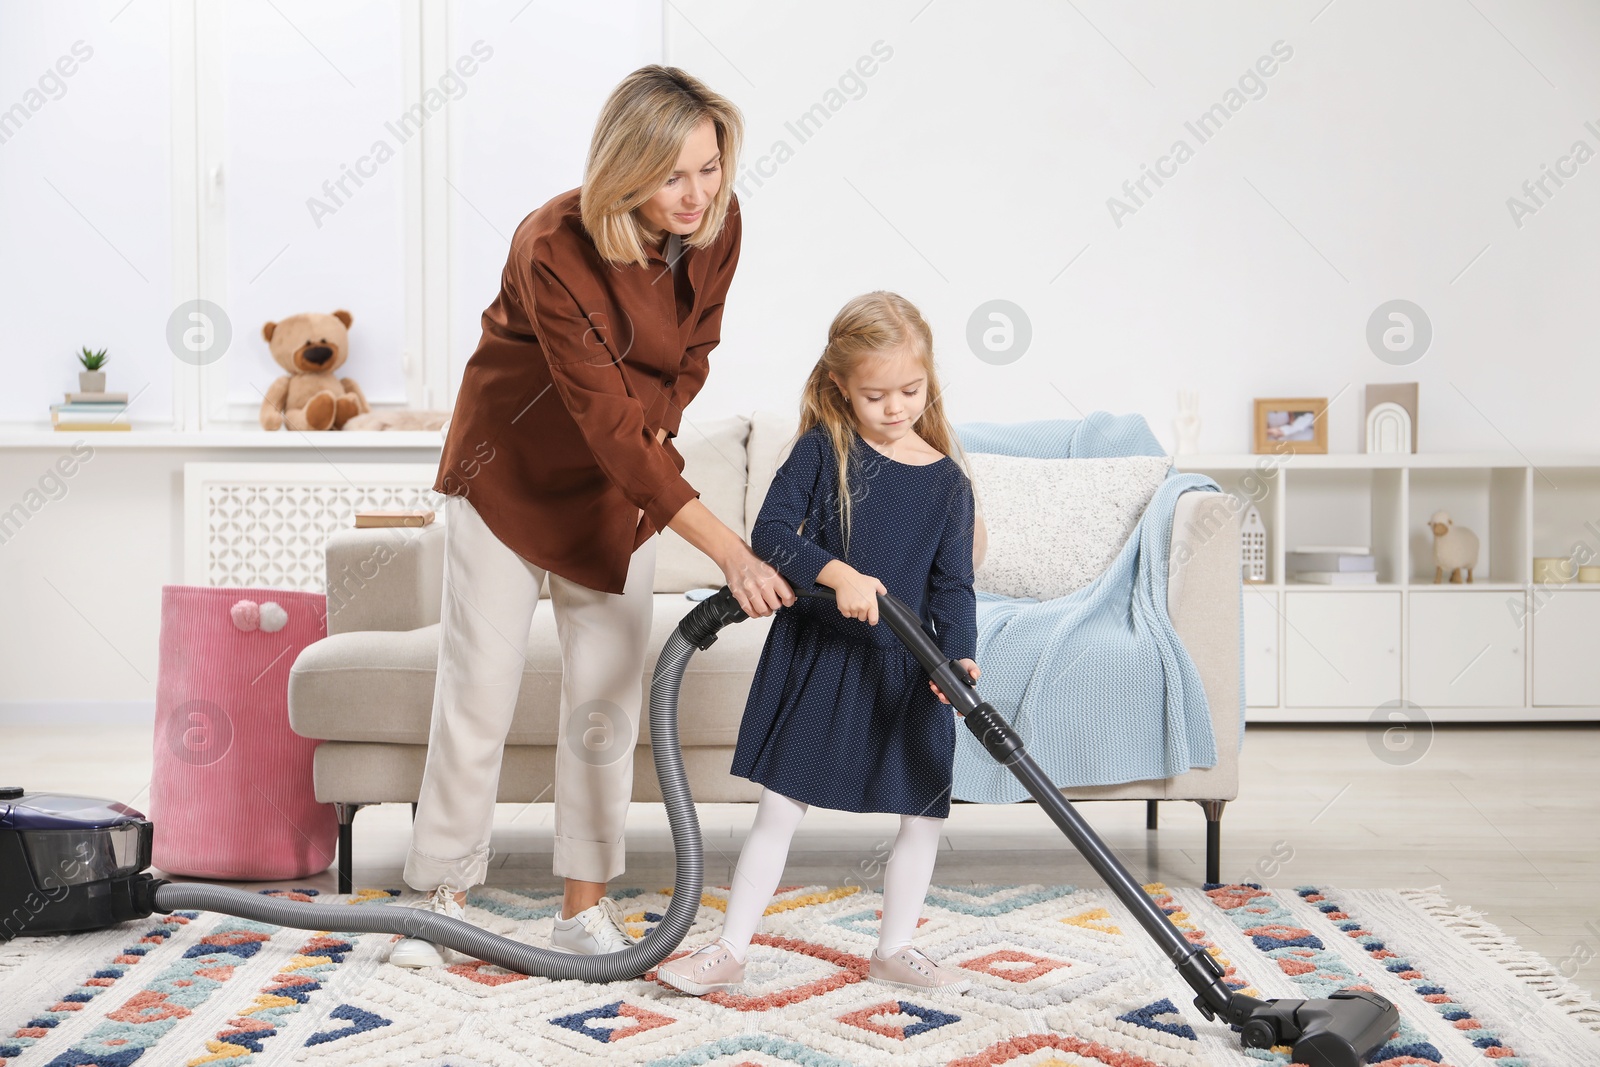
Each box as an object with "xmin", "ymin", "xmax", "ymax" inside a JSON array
[
  {"xmin": 930, "ymin": 659, "xmax": 980, "ymax": 716},
  {"xmin": 818, "ymin": 562, "xmax": 886, "ymax": 625}
]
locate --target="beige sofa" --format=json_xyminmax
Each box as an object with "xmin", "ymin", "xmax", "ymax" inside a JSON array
[{"xmin": 288, "ymin": 410, "xmax": 1242, "ymax": 892}]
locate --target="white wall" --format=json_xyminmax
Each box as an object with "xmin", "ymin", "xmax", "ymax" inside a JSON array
[{"xmin": 662, "ymin": 0, "xmax": 1600, "ymax": 455}]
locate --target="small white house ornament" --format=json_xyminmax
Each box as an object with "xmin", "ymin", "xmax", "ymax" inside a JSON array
[{"xmin": 1241, "ymin": 502, "xmax": 1268, "ymax": 583}]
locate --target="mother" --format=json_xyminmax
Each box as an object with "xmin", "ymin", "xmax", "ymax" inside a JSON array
[{"xmin": 391, "ymin": 66, "xmax": 793, "ymax": 968}]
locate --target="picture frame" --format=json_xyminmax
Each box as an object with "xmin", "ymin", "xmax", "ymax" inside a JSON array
[{"xmin": 1253, "ymin": 397, "xmax": 1328, "ymax": 454}]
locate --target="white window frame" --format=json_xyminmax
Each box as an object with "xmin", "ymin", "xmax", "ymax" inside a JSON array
[{"xmin": 168, "ymin": 0, "xmax": 452, "ymax": 431}]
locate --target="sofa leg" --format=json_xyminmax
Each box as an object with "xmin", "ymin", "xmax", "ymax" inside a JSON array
[
  {"xmin": 1145, "ymin": 800, "xmax": 1159, "ymax": 830},
  {"xmin": 334, "ymin": 802, "xmax": 366, "ymax": 895},
  {"xmin": 1197, "ymin": 800, "xmax": 1225, "ymax": 885}
]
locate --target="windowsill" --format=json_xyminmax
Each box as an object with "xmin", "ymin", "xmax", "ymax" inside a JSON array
[{"xmin": 0, "ymin": 422, "xmax": 447, "ymax": 448}]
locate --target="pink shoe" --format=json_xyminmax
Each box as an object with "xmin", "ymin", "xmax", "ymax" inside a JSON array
[
  {"xmin": 869, "ymin": 945, "xmax": 971, "ymax": 993},
  {"xmin": 655, "ymin": 940, "xmax": 746, "ymax": 996}
]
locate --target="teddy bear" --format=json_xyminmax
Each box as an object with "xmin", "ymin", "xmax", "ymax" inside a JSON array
[{"xmin": 258, "ymin": 309, "xmax": 370, "ymax": 431}]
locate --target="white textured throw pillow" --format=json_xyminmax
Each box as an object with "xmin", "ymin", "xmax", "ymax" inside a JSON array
[
  {"xmin": 968, "ymin": 454, "xmax": 1172, "ymax": 600},
  {"xmin": 653, "ymin": 415, "xmax": 751, "ymax": 592}
]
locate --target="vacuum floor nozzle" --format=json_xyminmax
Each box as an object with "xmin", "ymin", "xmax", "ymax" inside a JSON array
[{"xmin": 1245, "ymin": 990, "xmax": 1400, "ymax": 1067}]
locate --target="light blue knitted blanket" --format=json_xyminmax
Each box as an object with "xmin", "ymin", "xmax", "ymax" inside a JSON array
[{"xmin": 950, "ymin": 411, "xmax": 1246, "ymax": 802}]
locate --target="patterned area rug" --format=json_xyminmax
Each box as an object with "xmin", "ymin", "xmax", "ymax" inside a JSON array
[{"xmin": 3, "ymin": 882, "xmax": 1599, "ymax": 1067}]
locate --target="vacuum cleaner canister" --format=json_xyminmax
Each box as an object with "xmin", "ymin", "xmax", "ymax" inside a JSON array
[{"xmin": 0, "ymin": 786, "xmax": 158, "ymax": 940}]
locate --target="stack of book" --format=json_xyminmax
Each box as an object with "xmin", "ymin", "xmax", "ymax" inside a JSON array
[
  {"xmin": 1287, "ymin": 546, "xmax": 1377, "ymax": 584},
  {"xmin": 52, "ymin": 391, "xmax": 131, "ymax": 431}
]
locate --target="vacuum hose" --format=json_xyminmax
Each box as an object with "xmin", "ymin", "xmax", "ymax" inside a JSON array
[{"xmin": 148, "ymin": 589, "xmax": 742, "ymax": 981}]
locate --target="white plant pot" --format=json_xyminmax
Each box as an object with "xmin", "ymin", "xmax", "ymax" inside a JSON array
[{"xmin": 79, "ymin": 371, "xmax": 106, "ymax": 393}]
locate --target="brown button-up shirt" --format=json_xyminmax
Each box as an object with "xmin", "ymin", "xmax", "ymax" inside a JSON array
[{"xmin": 433, "ymin": 187, "xmax": 742, "ymax": 594}]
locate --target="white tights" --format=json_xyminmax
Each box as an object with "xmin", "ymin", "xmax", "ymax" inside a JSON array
[{"xmin": 716, "ymin": 787, "xmax": 945, "ymax": 962}]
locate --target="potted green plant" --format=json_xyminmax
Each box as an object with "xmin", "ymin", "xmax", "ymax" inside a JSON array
[{"xmin": 77, "ymin": 346, "xmax": 108, "ymax": 393}]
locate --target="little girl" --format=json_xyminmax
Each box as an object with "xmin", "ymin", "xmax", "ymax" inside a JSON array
[{"xmin": 656, "ymin": 290, "xmax": 981, "ymax": 996}]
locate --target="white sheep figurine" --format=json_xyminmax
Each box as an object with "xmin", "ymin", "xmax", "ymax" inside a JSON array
[{"xmin": 1429, "ymin": 509, "xmax": 1479, "ymax": 584}]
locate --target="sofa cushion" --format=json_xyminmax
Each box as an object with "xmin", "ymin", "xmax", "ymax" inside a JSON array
[
  {"xmin": 310, "ymin": 742, "xmax": 765, "ymax": 804},
  {"xmin": 289, "ymin": 592, "xmax": 775, "ymax": 747},
  {"xmin": 966, "ymin": 453, "xmax": 1172, "ymax": 600},
  {"xmin": 744, "ymin": 409, "xmax": 803, "ymax": 542},
  {"xmin": 655, "ymin": 415, "xmax": 751, "ymax": 593}
]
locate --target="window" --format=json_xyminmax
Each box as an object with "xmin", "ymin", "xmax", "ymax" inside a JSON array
[{"xmin": 2, "ymin": 0, "xmax": 663, "ymax": 431}]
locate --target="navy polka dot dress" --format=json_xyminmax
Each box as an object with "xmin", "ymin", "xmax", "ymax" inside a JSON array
[{"xmin": 730, "ymin": 424, "xmax": 978, "ymax": 819}]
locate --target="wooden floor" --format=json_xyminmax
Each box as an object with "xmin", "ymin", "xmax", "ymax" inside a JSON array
[{"xmin": 6, "ymin": 721, "xmax": 1598, "ymax": 997}]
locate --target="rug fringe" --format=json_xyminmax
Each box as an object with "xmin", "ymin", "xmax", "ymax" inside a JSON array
[{"xmin": 1398, "ymin": 886, "xmax": 1600, "ymax": 1033}]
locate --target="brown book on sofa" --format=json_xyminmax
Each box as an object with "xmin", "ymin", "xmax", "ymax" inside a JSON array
[{"xmin": 354, "ymin": 509, "xmax": 435, "ymax": 528}]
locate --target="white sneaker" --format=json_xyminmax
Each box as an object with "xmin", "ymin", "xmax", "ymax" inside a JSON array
[
  {"xmin": 387, "ymin": 885, "xmax": 467, "ymax": 968},
  {"xmin": 550, "ymin": 896, "xmax": 639, "ymax": 955}
]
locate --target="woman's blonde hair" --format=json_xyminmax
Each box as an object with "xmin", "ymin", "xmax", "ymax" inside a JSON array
[
  {"xmin": 795, "ymin": 291, "xmax": 977, "ymax": 560},
  {"xmin": 581, "ymin": 65, "xmax": 744, "ymax": 267}
]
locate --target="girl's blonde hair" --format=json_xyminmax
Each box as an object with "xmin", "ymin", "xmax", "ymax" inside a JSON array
[
  {"xmin": 795, "ymin": 291, "xmax": 977, "ymax": 560},
  {"xmin": 581, "ymin": 65, "xmax": 744, "ymax": 267}
]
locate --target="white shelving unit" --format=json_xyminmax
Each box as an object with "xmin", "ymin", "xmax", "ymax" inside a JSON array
[{"xmin": 1176, "ymin": 452, "xmax": 1600, "ymax": 723}]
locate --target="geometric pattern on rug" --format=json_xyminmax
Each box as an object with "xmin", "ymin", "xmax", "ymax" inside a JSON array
[{"xmin": 3, "ymin": 882, "xmax": 1599, "ymax": 1066}]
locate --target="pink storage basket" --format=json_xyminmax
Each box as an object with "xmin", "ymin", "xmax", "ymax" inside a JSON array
[{"xmin": 151, "ymin": 584, "xmax": 337, "ymax": 880}]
